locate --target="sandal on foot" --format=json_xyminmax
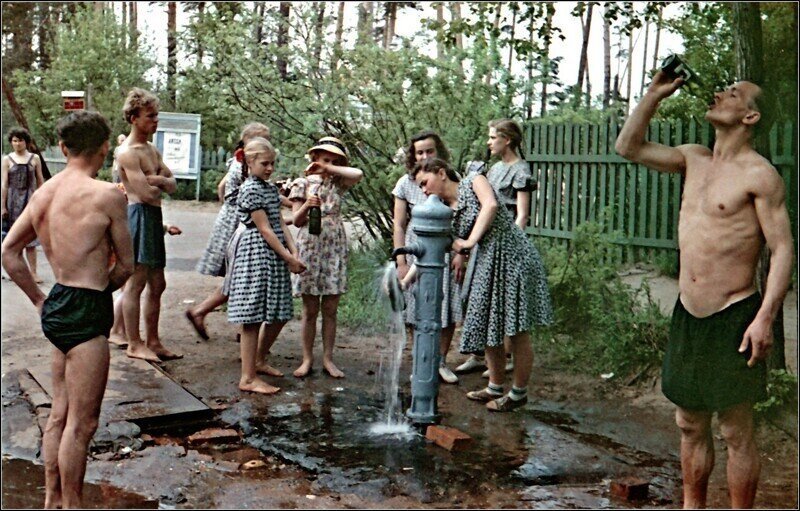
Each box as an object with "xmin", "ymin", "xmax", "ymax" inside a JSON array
[
  {"xmin": 466, "ymin": 388, "xmax": 503, "ymax": 402},
  {"xmin": 486, "ymin": 395, "xmax": 527, "ymax": 412},
  {"xmin": 185, "ymin": 310, "xmax": 209, "ymax": 340}
]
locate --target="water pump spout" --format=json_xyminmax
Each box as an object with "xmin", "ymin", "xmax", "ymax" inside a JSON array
[{"xmin": 391, "ymin": 242, "xmax": 424, "ymax": 261}]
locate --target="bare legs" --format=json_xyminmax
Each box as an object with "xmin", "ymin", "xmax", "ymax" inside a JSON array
[
  {"xmin": 124, "ymin": 265, "xmax": 180, "ymax": 361},
  {"xmin": 293, "ymin": 294, "xmax": 344, "ymax": 378},
  {"xmin": 484, "ymin": 331, "xmax": 532, "ymax": 388},
  {"xmin": 186, "ymin": 285, "xmax": 227, "ymax": 340},
  {"xmin": 676, "ymin": 403, "xmax": 760, "ymax": 509},
  {"xmin": 239, "ymin": 322, "xmax": 281, "ymax": 394},
  {"xmin": 256, "ymin": 322, "xmax": 285, "ymax": 376},
  {"xmin": 440, "ymin": 324, "xmax": 455, "ymax": 363},
  {"xmin": 43, "ymin": 338, "xmax": 109, "ymax": 508},
  {"xmin": 108, "ymin": 287, "xmax": 127, "ymax": 347}
]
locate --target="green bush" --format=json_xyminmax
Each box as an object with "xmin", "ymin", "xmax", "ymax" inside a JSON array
[
  {"xmin": 337, "ymin": 241, "xmax": 395, "ymax": 332},
  {"xmin": 754, "ymin": 369, "xmax": 798, "ymax": 420},
  {"xmin": 541, "ymin": 221, "xmax": 670, "ymax": 378},
  {"xmin": 654, "ymin": 251, "xmax": 680, "ymax": 278},
  {"xmin": 172, "ymin": 168, "xmax": 227, "ymax": 201}
]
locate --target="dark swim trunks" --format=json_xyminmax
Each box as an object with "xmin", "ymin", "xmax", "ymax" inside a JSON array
[
  {"xmin": 662, "ymin": 293, "xmax": 767, "ymax": 412},
  {"xmin": 128, "ymin": 203, "xmax": 166, "ymax": 268},
  {"xmin": 40, "ymin": 283, "xmax": 114, "ymax": 354}
]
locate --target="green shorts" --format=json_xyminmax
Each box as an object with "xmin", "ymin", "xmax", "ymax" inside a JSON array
[
  {"xmin": 41, "ymin": 283, "xmax": 114, "ymax": 354},
  {"xmin": 661, "ymin": 293, "xmax": 767, "ymax": 412},
  {"xmin": 128, "ymin": 203, "xmax": 166, "ymax": 268}
]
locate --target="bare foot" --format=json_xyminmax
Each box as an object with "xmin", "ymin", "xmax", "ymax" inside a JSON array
[
  {"xmin": 293, "ymin": 360, "xmax": 313, "ymax": 378},
  {"xmin": 44, "ymin": 493, "xmax": 62, "ymax": 509},
  {"xmin": 149, "ymin": 343, "xmax": 184, "ymax": 361},
  {"xmin": 108, "ymin": 333, "xmax": 128, "ymax": 348},
  {"xmin": 256, "ymin": 363, "xmax": 284, "ymax": 377},
  {"xmin": 32, "ymin": 274, "xmax": 43, "ymax": 284},
  {"xmin": 126, "ymin": 343, "xmax": 161, "ymax": 362},
  {"xmin": 239, "ymin": 378, "xmax": 280, "ymax": 395},
  {"xmin": 322, "ymin": 360, "xmax": 345, "ymax": 379}
]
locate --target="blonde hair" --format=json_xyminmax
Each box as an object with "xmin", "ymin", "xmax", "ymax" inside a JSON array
[
  {"xmin": 122, "ymin": 88, "xmax": 160, "ymax": 124},
  {"xmin": 242, "ymin": 137, "xmax": 277, "ymax": 179},
  {"xmin": 241, "ymin": 122, "xmax": 270, "ymax": 142}
]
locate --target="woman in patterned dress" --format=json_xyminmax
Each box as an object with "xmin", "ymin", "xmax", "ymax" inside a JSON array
[
  {"xmin": 226, "ymin": 138, "xmax": 306, "ymax": 395},
  {"xmin": 2, "ymin": 127, "xmax": 44, "ymax": 282},
  {"xmin": 465, "ymin": 119, "xmax": 537, "ymax": 377},
  {"xmin": 412, "ymin": 157, "xmax": 553, "ymax": 412},
  {"xmin": 392, "ymin": 130, "xmax": 463, "ymax": 384},
  {"xmin": 186, "ymin": 123, "xmax": 270, "ymax": 341},
  {"xmin": 289, "ymin": 137, "xmax": 363, "ymax": 379}
]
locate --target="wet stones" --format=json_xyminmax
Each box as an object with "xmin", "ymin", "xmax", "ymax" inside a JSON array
[{"xmin": 91, "ymin": 421, "xmax": 143, "ymax": 454}]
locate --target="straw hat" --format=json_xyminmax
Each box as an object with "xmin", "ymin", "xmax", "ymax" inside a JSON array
[{"xmin": 307, "ymin": 136, "xmax": 348, "ymax": 164}]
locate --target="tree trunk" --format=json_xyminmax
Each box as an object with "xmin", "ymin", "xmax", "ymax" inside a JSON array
[
  {"xmin": 254, "ymin": 2, "xmax": 265, "ymax": 44},
  {"xmin": 2, "ymin": 77, "xmax": 51, "ymax": 180},
  {"xmin": 357, "ymin": 2, "xmax": 374, "ymax": 46},
  {"xmin": 312, "ymin": 2, "xmax": 326, "ymax": 72},
  {"xmin": 651, "ymin": 7, "xmax": 662, "ymax": 71},
  {"xmin": 276, "ymin": 2, "xmax": 291, "ymax": 79},
  {"xmin": 732, "ymin": 2, "xmax": 784, "ymax": 371},
  {"xmin": 625, "ymin": 30, "xmax": 633, "ymax": 115},
  {"xmin": 167, "ymin": 2, "xmax": 177, "ymax": 108},
  {"xmin": 196, "ymin": 2, "xmax": 205, "ymax": 63},
  {"xmin": 575, "ymin": 3, "xmax": 594, "ymax": 107},
  {"xmin": 383, "ymin": 2, "xmax": 397, "ymax": 50},
  {"xmin": 603, "ymin": 3, "xmax": 611, "ymax": 109},
  {"xmin": 640, "ymin": 18, "xmax": 649, "ymax": 97},
  {"xmin": 331, "ymin": 2, "xmax": 345, "ymax": 72},
  {"xmin": 540, "ymin": 4, "xmax": 555, "ymax": 117},
  {"xmin": 485, "ymin": 4, "xmax": 502, "ymax": 86},
  {"xmin": 436, "ymin": 3, "xmax": 445, "ymax": 61},
  {"xmin": 449, "ymin": 2, "xmax": 463, "ymax": 74},
  {"xmin": 129, "ymin": 1, "xmax": 138, "ymax": 50},
  {"xmin": 37, "ymin": 3, "xmax": 52, "ymax": 69}
]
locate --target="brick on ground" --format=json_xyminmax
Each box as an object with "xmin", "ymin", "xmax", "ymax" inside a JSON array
[{"xmin": 426, "ymin": 425, "xmax": 473, "ymax": 452}]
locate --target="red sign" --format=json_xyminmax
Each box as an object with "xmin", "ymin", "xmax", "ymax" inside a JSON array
[{"xmin": 63, "ymin": 98, "xmax": 85, "ymax": 111}]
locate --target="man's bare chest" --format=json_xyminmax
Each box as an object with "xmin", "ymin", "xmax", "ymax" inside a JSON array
[{"xmin": 682, "ymin": 170, "xmax": 754, "ymax": 220}]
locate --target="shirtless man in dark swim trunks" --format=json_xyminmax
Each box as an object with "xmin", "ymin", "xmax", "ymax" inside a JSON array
[
  {"xmin": 117, "ymin": 88, "xmax": 180, "ymax": 362},
  {"xmin": 2, "ymin": 111, "xmax": 134, "ymax": 508},
  {"xmin": 616, "ymin": 72, "xmax": 793, "ymax": 508}
]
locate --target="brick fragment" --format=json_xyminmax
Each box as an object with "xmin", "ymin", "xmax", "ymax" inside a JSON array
[
  {"xmin": 425, "ymin": 425, "xmax": 473, "ymax": 452},
  {"xmin": 186, "ymin": 428, "xmax": 240, "ymax": 446},
  {"xmin": 610, "ymin": 477, "xmax": 649, "ymax": 501}
]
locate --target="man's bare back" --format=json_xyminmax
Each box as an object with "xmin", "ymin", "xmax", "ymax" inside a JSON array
[
  {"xmin": 26, "ymin": 170, "xmax": 132, "ymax": 291},
  {"xmin": 676, "ymin": 145, "xmax": 780, "ymax": 317}
]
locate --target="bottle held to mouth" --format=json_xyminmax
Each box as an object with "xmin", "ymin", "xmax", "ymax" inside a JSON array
[{"xmin": 660, "ymin": 54, "xmax": 709, "ymax": 100}]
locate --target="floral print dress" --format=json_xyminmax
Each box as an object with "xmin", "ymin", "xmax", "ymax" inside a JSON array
[
  {"xmin": 289, "ymin": 175, "xmax": 349, "ymax": 296},
  {"xmin": 196, "ymin": 157, "xmax": 244, "ymax": 276},
  {"xmin": 454, "ymin": 173, "xmax": 553, "ymax": 354}
]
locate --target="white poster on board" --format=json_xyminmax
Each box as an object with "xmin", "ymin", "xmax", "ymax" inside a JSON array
[{"xmin": 162, "ymin": 132, "xmax": 192, "ymax": 175}]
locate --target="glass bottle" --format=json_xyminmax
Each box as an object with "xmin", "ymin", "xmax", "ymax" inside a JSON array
[
  {"xmin": 660, "ymin": 54, "xmax": 709, "ymax": 100},
  {"xmin": 307, "ymin": 176, "xmax": 322, "ymax": 236}
]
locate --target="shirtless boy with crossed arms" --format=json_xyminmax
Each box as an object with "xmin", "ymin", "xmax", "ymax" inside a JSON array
[{"xmin": 116, "ymin": 88, "xmax": 180, "ymax": 362}]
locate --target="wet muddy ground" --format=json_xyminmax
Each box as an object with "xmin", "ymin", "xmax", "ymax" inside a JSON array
[{"xmin": 2, "ymin": 200, "xmax": 797, "ymax": 509}]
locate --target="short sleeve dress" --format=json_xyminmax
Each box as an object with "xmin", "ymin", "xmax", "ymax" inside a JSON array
[
  {"xmin": 196, "ymin": 156, "xmax": 245, "ymax": 276},
  {"xmin": 486, "ymin": 160, "xmax": 531, "ymax": 215},
  {"xmin": 289, "ymin": 175, "xmax": 348, "ymax": 296},
  {"xmin": 454, "ymin": 173, "xmax": 553, "ymax": 354},
  {"xmin": 392, "ymin": 174, "xmax": 462, "ymax": 327},
  {"xmin": 226, "ymin": 176, "xmax": 293, "ymax": 325},
  {"xmin": 4, "ymin": 153, "xmax": 40, "ymax": 247}
]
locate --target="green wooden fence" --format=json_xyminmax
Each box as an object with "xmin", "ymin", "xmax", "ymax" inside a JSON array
[{"xmin": 522, "ymin": 119, "xmax": 796, "ymax": 265}]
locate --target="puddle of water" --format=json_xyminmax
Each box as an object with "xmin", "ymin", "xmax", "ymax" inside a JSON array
[{"xmin": 1, "ymin": 458, "xmax": 158, "ymax": 509}]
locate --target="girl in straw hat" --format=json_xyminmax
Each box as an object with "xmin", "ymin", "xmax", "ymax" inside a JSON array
[{"xmin": 289, "ymin": 137, "xmax": 363, "ymax": 378}]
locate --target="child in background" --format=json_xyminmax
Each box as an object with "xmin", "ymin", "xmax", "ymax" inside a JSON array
[
  {"xmin": 289, "ymin": 137, "xmax": 363, "ymax": 379},
  {"xmin": 226, "ymin": 137, "xmax": 305, "ymax": 394}
]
